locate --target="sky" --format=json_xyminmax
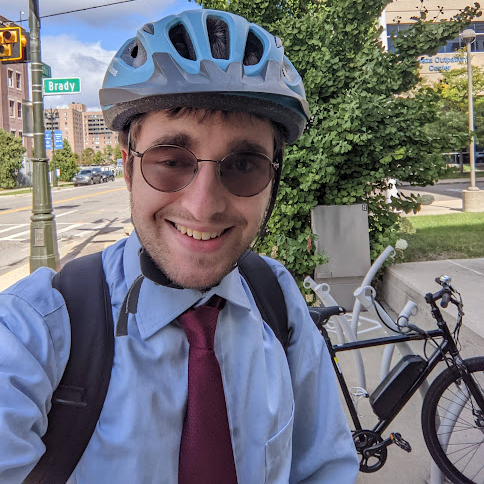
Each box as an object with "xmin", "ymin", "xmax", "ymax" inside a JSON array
[{"xmin": 0, "ymin": 0, "xmax": 201, "ymax": 110}]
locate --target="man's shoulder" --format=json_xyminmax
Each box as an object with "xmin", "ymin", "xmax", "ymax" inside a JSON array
[{"xmin": 0, "ymin": 267, "xmax": 65, "ymax": 317}]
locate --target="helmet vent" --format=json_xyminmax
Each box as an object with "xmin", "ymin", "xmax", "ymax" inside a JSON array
[
  {"xmin": 169, "ymin": 23, "xmax": 197, "ymax": 60},
  {"xmin": 244, "ymin": 31, "xmax": 263, "ymax": 66},
  {"xmin": 120, "ymin": 39, "xmax": 147, "ymax": 68},
  {"xmin": 282, "ymin": 57, "xmax": 298, "ymax": 83},
  {"xmin": 142, "ymin": 23, "xmax": 155, "ymax": 35},
  {"xmin": 207, "ymin": 16, "xmax": 230, "ymax": 60}
]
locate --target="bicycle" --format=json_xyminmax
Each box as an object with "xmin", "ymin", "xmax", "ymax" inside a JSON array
[{"xmin": 309, "ymin": 275, "xmax": 484, "ymax": 484}]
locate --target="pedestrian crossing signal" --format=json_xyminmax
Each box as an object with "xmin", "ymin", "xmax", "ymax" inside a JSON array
[{"xmin": 0, "ymin": 26, "xmax": 27, "ymax": 63}]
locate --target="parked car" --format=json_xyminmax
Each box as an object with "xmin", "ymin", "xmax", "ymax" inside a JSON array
[
  {"xmin": 72, "ymin": 169, "xmax": 103, "ymax": 186},
  {"xmin": 101, "ymin": 169, "xmax": 115, "ymax": 182}
]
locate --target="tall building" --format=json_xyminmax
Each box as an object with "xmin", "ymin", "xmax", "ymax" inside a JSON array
[
  {"xmin": 83, "ymin": 110, "xmax": 118, "ymax": 154},
  {"xmin": 44, "ymin": 102, "xmax": 86, "ymax": 159},
  {"xmin": 44, "ymin": 103, "xmax": 118, "ymax": 161},
  {"xmin": 0, "ymin": 15, "xmax": 31, "ymax": 156},
  {"xmin": 382, "ymin": 0, "xmax": 484, "ymax": 82}
]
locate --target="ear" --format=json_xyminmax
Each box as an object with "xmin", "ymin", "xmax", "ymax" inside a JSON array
[{"xmin": 121, "ymin": 147, "xmax": 132, "ymax": 191}]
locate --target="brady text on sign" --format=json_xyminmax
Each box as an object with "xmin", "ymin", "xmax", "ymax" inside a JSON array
[{"xmin": 43, "ymin": 77, "xmax": 81, "ymax": 95}]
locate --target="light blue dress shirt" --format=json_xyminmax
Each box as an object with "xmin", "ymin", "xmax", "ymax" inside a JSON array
[{"xmin": 0, "ymin": 232, "xmax": 359, "ymax": 483}]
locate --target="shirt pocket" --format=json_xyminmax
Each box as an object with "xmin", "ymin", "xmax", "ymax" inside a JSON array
[{"xmin": 264, "ymin": 401, "xmax": 294, "ymax": 484}]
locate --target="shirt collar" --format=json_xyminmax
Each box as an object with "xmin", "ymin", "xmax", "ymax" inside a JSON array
[{"xmin": 122, "ymin": 231, "xmax": 251, "ymax": 340}]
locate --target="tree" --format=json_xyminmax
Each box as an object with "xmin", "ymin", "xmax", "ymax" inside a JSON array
[
  {"xmin": 53, "ymin": 140, "xmax": 79, "ymax": 182},
  {"xmin": 434, "ymin": 62, "xmax": 484, "ymax": 147},
  {"xmin": 114, "ymin": 143, "xmax": 122, "ymax": 161},
  {"xmin": 194, "ymin": 0, "xmax": 481, "ymax": 284},
  {"xmin": 103, "ymin": 145, "xmax": 114, "ymax": 165},
  {"xmin": 93, "ymin": 150, "xmax": 103, "ymax": 165},
  {"xmin": 81, "ymin": 148, "xmax": 95, "ymax": 166},
  {"xmin": 0, "ymin": 129, "xmax": 25, "ymax": 188}
]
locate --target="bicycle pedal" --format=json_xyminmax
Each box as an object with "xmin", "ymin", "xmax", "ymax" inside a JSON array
[{"xmin": 391, "ymin": 433, "xmax": 412, "ymax": 452}]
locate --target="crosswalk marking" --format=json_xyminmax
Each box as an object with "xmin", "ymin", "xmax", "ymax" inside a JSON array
[
  {"xmin": 0, "ymin": 224, "xmax": 27, "ymax": 234},
  {"xmin": 0, "ymin": 222, "xmax": 106, "ymax": 241}
]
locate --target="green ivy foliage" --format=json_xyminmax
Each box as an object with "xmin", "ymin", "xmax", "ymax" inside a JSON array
[
  {"xmin": 193, "ymin": 0, "xmax": 481, "ymax": 284},
  {"xmin": 0, "ymin": 129, "xmax": 25, "ymax": 189}
]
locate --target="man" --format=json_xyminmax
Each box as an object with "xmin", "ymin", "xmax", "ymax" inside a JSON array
[{"xmin": 0, "ymin": 9, "xmax": 359, "ymax": 483}]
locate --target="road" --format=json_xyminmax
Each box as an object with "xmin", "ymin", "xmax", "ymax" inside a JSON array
[
  {"xmin": 398, "ymin": 179, "xmax": 484, "ymax": 201},
  {"xmin": 0, "ymin": 179, "xmax": 130, "ymax": 277}
]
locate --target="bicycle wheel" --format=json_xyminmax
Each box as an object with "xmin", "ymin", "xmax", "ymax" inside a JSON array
[{"xmin": 422, "ymin": 357, "xmax": 484, "ymax": 484}]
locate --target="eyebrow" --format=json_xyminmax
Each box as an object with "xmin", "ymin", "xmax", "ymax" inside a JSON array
[
  {"xmin": 144, "ymin": 134, "xmax": 272, "ymax": 158},
  {"xmin": 146, "ymin": 133, "xmax": 194, "ymax": 150}
]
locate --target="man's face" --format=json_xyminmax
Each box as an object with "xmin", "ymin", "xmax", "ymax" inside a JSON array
[{"xmin": 123, "ymin": 110, "xmax": 275, "ymax": 290}]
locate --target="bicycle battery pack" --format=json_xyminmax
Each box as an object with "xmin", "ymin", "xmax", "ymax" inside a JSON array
[{"xmin": 370, "ymin": 354, "xmax": 426, "ymax": 420}]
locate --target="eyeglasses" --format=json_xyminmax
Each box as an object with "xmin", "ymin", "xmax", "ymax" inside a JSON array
[{"xmin": 131, "ymin": 144, "xmax": 278, "ymax": 197}]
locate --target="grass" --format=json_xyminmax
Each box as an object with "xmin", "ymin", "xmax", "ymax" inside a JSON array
[
  {"xmin": 441, "ymin": 166, "xmax": 484, "ymax": 179},
  {"xmin": 0, "ymin": 182, "xmax": 75, "ymax": 196},
  {"xmin": 398, "ymin": 212, "xmax": 484, "ymax": 262}
]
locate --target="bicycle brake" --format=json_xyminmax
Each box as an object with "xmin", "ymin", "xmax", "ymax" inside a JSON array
[{"xmin": 391, "ymin": 432, "xmax": 412, "ymax": 452}]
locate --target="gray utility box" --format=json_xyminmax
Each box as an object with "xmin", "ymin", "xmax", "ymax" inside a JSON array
[{"xmin": 311, "ymin": 204, "xmax": 371, "ymax": 309}]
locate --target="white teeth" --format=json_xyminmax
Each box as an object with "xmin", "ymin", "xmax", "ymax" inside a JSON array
[{"xmin": 175, "ymin": 224, "xmax": 223, "ymax": 240}]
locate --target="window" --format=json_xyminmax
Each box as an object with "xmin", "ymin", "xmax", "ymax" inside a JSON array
[
  {"xmin": 11, "ymin": 130, "xmax": 16, "ymax": 136},
  {"xmin": 9, "ymin": 100, "xmax": 15, "ymax": 117},
  {"xmin": 7, "ymin": 70, "xmax": 13, "ymax": 87},
  {"xmin": 17, "ymin": 102, "xmax": 22, "ymax": 119},
  {"xmin": 19, "ymin": 131, "xmax": 22, "ymax": 138},
  {"xmin": 16, "ymin": 72, "xmax": 21, "ymax": 89},
  {"xmin": 387, "ymin": 22, "xmax": 484, "ymax": 53}
]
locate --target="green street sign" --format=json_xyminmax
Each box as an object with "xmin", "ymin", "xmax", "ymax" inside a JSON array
[
  {"xmin": 41, "ymin": 63, "xmax": 52, "ymax": 78},
  {"xmin": 43, "ymin": 77, "xmax": 81, "ymax": 95}
]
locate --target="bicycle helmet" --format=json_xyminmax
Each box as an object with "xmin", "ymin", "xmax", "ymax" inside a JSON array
[{"xmin": 99, "ymin": 9, "xmax": 309, "ymax": 143}]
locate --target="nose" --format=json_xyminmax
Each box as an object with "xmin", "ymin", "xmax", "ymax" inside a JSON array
[{"xmin": 179, "ymin": 161, "xmax": 228, "ymax": 220}]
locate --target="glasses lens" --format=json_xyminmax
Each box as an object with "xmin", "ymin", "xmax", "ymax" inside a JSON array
[
  {"xmin": 220, "ymin": 152, "xmax": 274, "ymax": 197},
  {"xmin": 141, "ymin": 146, "xmax": 197, "ymax": 192}
]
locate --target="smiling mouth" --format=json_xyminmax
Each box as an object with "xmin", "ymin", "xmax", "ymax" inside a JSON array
[{"xmin": 174, "ymin": 223, "xmax": 227, "ymax": 240}]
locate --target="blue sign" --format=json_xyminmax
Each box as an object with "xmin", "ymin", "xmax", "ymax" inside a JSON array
[
  {"xmin": 44, "ymin": 130, "xmax": 63, "ymax": 150},
  {"xmin": 44, "ymin": 132, "xmax": 52, "ymax": 150},
  {"xmin": 54, "ymin": 130, "xmax": 63, "ymax": 150}
]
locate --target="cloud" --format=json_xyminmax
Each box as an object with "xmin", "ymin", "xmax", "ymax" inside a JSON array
[
  {"xmin": 1, "ymin": 0, "xmax": 188, "ymax": 31},
  {"xmin": 41, "ymin": 35, "xmax": 116, "ymax": 110}
]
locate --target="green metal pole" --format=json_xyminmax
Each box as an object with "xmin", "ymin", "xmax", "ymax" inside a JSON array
[{"xmin": 29, "ymin": 0, "xmax": 60, "ymax": 272}]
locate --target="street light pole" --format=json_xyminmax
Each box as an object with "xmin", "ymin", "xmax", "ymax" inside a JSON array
[
  {"xmin": 28, "ymin": 0, "xmax": 59, "ymax": 272},
  {"xmin": 462, "ymin": 29, "xmax": 479, "ymax": 191}
]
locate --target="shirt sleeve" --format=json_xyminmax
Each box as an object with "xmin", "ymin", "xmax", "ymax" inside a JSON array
[
  {"xmin": 262, "ymin": 257, "xmax": 359, "ymax": 483},
  {"xmin": 0, "ymin": 268, "xmax": 71, "ymax": 484}
]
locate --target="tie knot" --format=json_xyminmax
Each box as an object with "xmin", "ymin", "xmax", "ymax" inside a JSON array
[{"xmin": 178, "ymin": 302, "xmax": 222, "ymax": 350}]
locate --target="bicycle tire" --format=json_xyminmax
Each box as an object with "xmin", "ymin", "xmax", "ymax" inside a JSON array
[{"xmin": 421, "ymin": 356, "xmax": 484, "ymax": 484}]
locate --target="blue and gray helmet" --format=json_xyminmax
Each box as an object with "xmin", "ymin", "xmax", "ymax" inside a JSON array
[{"xmin": 99, "ymin": 9, "xmax": 309, "ymax": 143}]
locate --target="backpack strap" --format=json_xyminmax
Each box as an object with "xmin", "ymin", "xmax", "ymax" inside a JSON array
[
  {"xmin": 238, "ymin": 250, "xmax": 290, "ymax": 351},
  {"xmin": 25, "ymin": 252, "xmax": 114, "ymax": 484},
  {"xmin": 25, "ymin": 249, "xmax": 288, "ymax": 483}
]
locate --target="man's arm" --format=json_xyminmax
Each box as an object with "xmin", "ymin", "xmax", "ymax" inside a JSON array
[
  {"xmin": 0, "ymin": 268, "xmax": 70, "ymax": 483},
  {"xmin": 262, "ymin": 257, "xmax": 359, "ymax": 483}
]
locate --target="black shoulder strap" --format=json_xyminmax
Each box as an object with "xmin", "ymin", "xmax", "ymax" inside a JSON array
[
  {"xmin": 25, "ymin": 249, "xmax": 287, "ymax": 483},
  {"xmin": 238, "ymin": 250, "xmax": 290, "ymax": 351},
  {"xmin": 25, "ymin": 252, "xmax": 114, "ymax": 484}
]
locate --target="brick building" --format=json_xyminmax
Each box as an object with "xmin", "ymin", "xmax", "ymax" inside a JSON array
[
  {"xmin": 44, "ymin": 103, "xmax": 118, "ymax": 160},
  {"xmin": 0, "ymin": 15, "xmax": 31, "ymax": 156}
]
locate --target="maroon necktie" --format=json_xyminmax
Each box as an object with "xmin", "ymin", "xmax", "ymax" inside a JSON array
[{"xmin": 178, "ymin": 297, "xmax": 238, "ymax": 483}]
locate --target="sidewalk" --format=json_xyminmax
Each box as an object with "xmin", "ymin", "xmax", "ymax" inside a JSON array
[{"xmin": 0, "ymin": 223, "xmax": 132, "ymax": 292}]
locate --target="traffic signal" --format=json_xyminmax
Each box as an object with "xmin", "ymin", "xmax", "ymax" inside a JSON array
[{"xmin": 0, "ymin": 26, "xmax": 28, "ymax": 63}]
